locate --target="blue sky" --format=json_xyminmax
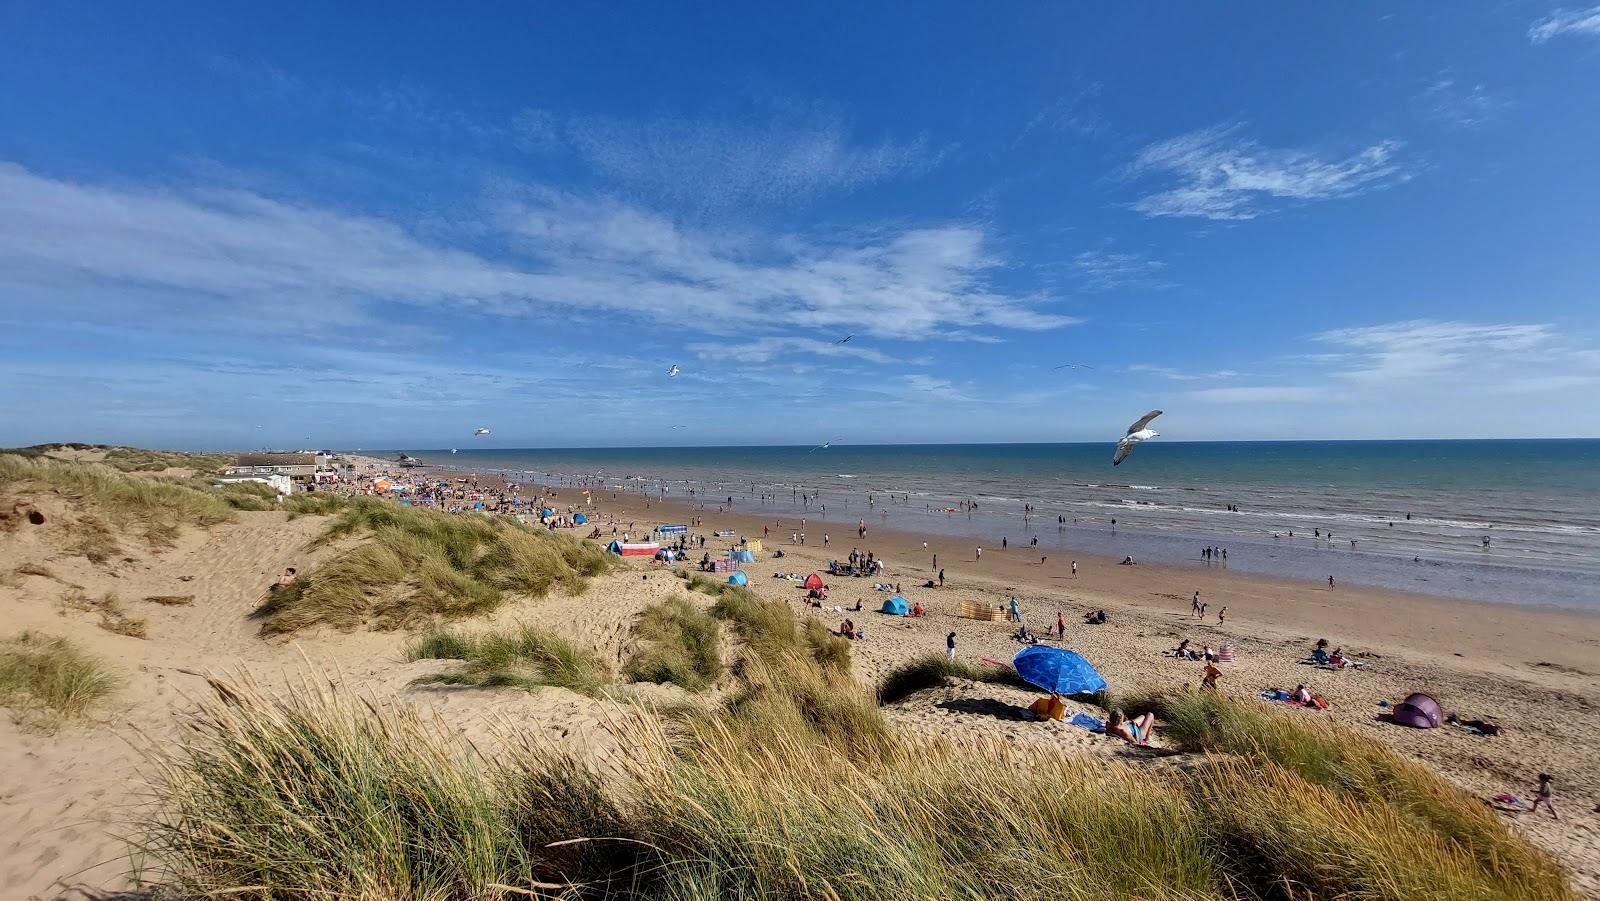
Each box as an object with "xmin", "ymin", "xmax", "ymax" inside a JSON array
[{"xmin": 3, "ymin": 3, "xmax": 1599, "ymax": 449}]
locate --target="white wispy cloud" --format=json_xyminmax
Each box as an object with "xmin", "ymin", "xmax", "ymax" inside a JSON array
[
  {"xmin": 1315, "ymin": 320, "xmax": 1557, "ymax": 383},
  {"xmin": 1073, "ymin": 249, "xmax": 1172, "ymax": 291},
  {"xmin": 1188, "ymin": 386, "xmax": 1324, "ymax": 404},
  {"xmin": 514, "ymin": 105, "xmax": 947, "ymax": 209},
  {"xmin": 0, "ymin": 162, "xmax": 1075, "ymax": 344},
  {"xmin": 686, "ymin": 336, "xmax": 897, "ymax": 365},
  {"xmin": 1415, "ymin": 77, "xmax": 1510, "ymax": 130},
  {"xmin": 1127, "ymin": 364, "xmax": 1238, "ymax": 381},
  {"xmin": 1126, "ymin": 125, "xmax": 1409, "ymax": 220},
  {"xmin": 1529, "ymin": 5, "xmax": 1600, "ymax": 42}
]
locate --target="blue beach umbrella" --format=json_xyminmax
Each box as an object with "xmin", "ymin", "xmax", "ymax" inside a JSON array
[{"xmin": 1012, "ymin": 646, "xmax": 1107, "ymax": 696}]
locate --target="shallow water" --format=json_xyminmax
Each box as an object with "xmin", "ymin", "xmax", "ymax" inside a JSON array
[{"xmin": 392, "ymin": 441, "xmax": 1600, "ymax": 611}]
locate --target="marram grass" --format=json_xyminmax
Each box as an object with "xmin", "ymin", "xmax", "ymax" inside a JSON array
[{"xmin": 138, "ymin": 671, "xmax": 1572, "ymax": 900}]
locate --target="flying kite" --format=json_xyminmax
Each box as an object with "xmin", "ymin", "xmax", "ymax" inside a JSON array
[{"xmin": 1112, "ymin": 411, "xmax": 1163, "ymax": 466}]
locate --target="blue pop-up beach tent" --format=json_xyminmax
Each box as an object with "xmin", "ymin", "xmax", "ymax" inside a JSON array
[
  {"xmin": 573, "ymin": 513, "xmax": 587, "ymax": 524},
  {"xmin": 540, "ymin": 508, "xmax": 554, "ymax": 517},
  {"xmin": 1013, "ymin": 646, "xmax": 1107, "ymax": 696},
  {"xmin": 880, "ymin": 595, "xmax": 910, "ymax": 615},
  {"xmin": 728, "ymin": 570, "xmax": 749, "ymax": 587}
]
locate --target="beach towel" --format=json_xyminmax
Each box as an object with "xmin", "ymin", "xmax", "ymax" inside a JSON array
[{"xmin": 1068, "ymin": 712, "xmax": 1106, "ymax": 733}]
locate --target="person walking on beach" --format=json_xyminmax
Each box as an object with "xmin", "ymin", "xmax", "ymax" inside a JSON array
[
  {"xmin": 1002, "ymin": 536, "xmax": 1008, "ymax": 550},
  {"xmin": 1057, "ymin": 611, "xmax": 1066, "ymax": 640},
  {"xmin": 1192, "ymin": 592, "xmax": 1201, "ymax": 617},
  {"xmin": 1071, "ymin": 560, "xmax": 1077, "ymax": 577},
  {"xmin": 976, "ymin": 546, "xmax": 982, "ymax": 561},
  {"xmin": 823, "ymin": 534, "xmax": 829, "ymax": 547},
  {"xmin": 1530, "ymin": 774, "xmax": 1559, "ymax": 820},
  {"xmin": 946, "ymin": 631, "xmax": 957, "ymax": 662},
  {"xmin": 1328, "ymin": 575, "xmax": 1336, "ymax": 590},
  {"xmin": 932, "ymin": 553, "xmax": 938, "ymax": 571},
  {"xmin": 938, "ymin": 568, "xmax": 946, "ymax": 587},
  {"xmin": 1217, "ymin": 605, "xmax": 1227, "ymax": 624}
]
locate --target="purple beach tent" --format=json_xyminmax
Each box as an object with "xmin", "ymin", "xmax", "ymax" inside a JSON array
[{"xmin": 1390, "ymin": 692, "xmax": 1443, "ymax": 729}]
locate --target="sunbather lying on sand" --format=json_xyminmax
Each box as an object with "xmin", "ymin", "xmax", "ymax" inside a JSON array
[{"xmin": 1108, "ymin": 708, "xmax": 1157, "ymax": 746}]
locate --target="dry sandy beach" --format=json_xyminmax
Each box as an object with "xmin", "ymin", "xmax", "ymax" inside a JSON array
[{"xmin": 1, "ymin": 450, "xmax": 1597, "ymax": 898}]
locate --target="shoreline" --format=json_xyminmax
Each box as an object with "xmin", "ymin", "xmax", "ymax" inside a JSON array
[
  {"xmin": 396, "ymin": 448, "xmax": 1600, "ymax": 612},
  {"xmin": 361, "ymin": 456, "xmax": 1600, "ymax": 681}
]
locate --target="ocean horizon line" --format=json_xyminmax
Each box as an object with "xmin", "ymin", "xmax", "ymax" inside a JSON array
[{"xmin": 364, "ymin": 436, "xmax": 1600, "ymax": 454}]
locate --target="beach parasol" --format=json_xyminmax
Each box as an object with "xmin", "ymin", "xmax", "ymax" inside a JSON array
[{"xmin": 1013, "ymin": 646, "xmax": 1107, "ymax": 696}]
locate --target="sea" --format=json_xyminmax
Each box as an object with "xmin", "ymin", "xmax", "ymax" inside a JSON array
[{"xmin": 395, "ymin": 441, "xmax": 1600, "ymax": 612}]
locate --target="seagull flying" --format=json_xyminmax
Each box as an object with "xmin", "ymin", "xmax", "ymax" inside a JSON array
[
  {"xmin": 667, "ymin": 364, "xmax": 680, "ymax": 377},
  {"xmin": 1112, "ymin": 410, "xmax": 1163, "ymax": 466},
  {"xmin": 474, "ymin": 427, "xmax": 491, "ymax": 436},
  {"xmin": 1052, "ymin": 362, "xmax": 1094, "ymax": 370},
  {"xmin": 808, "ymin": 441, "xmax": 834, "ymax": 454},
  {"xmin": 837, "ymin": 335, "xmax": 854, "ymax": 345}
]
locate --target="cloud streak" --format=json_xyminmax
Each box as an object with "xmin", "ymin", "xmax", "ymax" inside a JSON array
[
  {"xmin": 515, "ymin": 105, "xmax": 947, "ymax": 210},
  {"xmin": 1073, "ymin": 249, "xmax": 1172, "ymax": 291},
  {"xmin": 1126, "ymin": 125, "xmax": 1408, "ymax": 220},
  {"xmin": 1529, "ymin": 6, "xmax": 1600, "ymax": 42},
  {"xmin": 0, "ymin": 162, "xmax": 1076, "ymax": 344},
  {"xmin": 1315, "ymin": 320, "xmax": 1556, "ymax": 383}
]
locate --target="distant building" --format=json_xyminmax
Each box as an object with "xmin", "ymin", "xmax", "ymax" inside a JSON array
[
  {"xmin": 228, "ymin": 453, "xmax": 316, "ymax": 486},
  {"xmin": 216, "ymin": 472, "xmax": 295, "ymax": 496}
]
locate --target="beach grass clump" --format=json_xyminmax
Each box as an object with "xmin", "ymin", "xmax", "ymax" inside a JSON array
[
  {"xmin": 281, "ymin": 491, "xmax": 352, "ymax": 518},
  {"xmin": 139, "ymin": 677, "xmax": 523, "ymax": 899},
  {"xmin": 1125, "ymin": 689, "xmax": 1571, "ymax": 898},
  {"xmin": 0, "ymin": 454, "xmax": 243, "ymax": 560},
  {"xmin": 0, "ymin": 631, "xmax": 117, "ymax": 730},
  {"xmin": 254, "ymin": 498, "xmax": 610, "ymax": 634},
  {"xmin": 138, "ymin": 664, "xmax": 1574, "ymax": 900},
  {"xmin": 623, "ymin": 595, "xmax": 723, "ymax": 691},
  {"xmin": 60, "ymin": 588, "xmax": 148, "ymax": 639},
  {"xmin": 876, "ymin": 652, "xmax": 1034, "ymax": 704},
  {"xmin": 406, "ymin": 624, "xmax": 610, "ymax": 695}
]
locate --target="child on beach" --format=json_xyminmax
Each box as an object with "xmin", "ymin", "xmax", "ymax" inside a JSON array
[
  {"xmin": 1530, "ymin": 774, "xmax": 1559, "ymax": 820},
  {"xmin": 946, "ymin": 631, "xmax": 957, "ymax": 662}
]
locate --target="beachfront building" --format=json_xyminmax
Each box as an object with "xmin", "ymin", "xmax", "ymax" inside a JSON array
[{"xmin": 226, "ymin": 453, "xmax": 316, "ymax": 491}]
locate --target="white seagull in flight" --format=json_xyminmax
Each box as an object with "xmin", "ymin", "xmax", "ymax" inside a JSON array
[
  {"xmin": 1112, "ymin": 410, "xmax": 1163, "ymax": 466},
  {"xmin": 808, "ymin": 440, "xmax": 835, "ymax": 453},
  {"xmin": 837, "ymin": 335, "xmax": 854, "ymax": 345},
  {"xmin": 1053, "ymin": 362, "xmax": 1094, "ymax": 370},
  {"xmin": 474, "ymin": 427, "xmax": 491, "ymax": 436},
  {"xmin": 667, "ymin": 364, "xmax": 681, "ymax": 377}
]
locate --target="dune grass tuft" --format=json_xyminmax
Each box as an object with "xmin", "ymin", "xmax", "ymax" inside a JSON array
[
  {"xmin": 1122, "ymin": 688, "xmax": 1569, "ymax": 896},
  {"xmin": 59, "ymin": 588, "xmax": 148, "ymax": 639},
  {"xmin": 876, "ymin": 652, "xmax": 1034, "ymax": 704},
  {"xmin": 406, "ymin": 624, "xmax": 610, "ymax": 696},
  {"xmin": 623, "ymin": 595, "xmax": 723, "ymax": 691},
  {"xmin": 1, "ymin": 453, "xmax": 244, "ymax": 561},
  {"xmin": 140, "ymin": 669, "xmax": 1572, "ymax": 901},
  {"xmin": 254, "ymin": 498, "xmax": 611, "ymax": 634},
  {"xmin": 0, "ymin": 631, "xmax": 117, "ymax": 731}
]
